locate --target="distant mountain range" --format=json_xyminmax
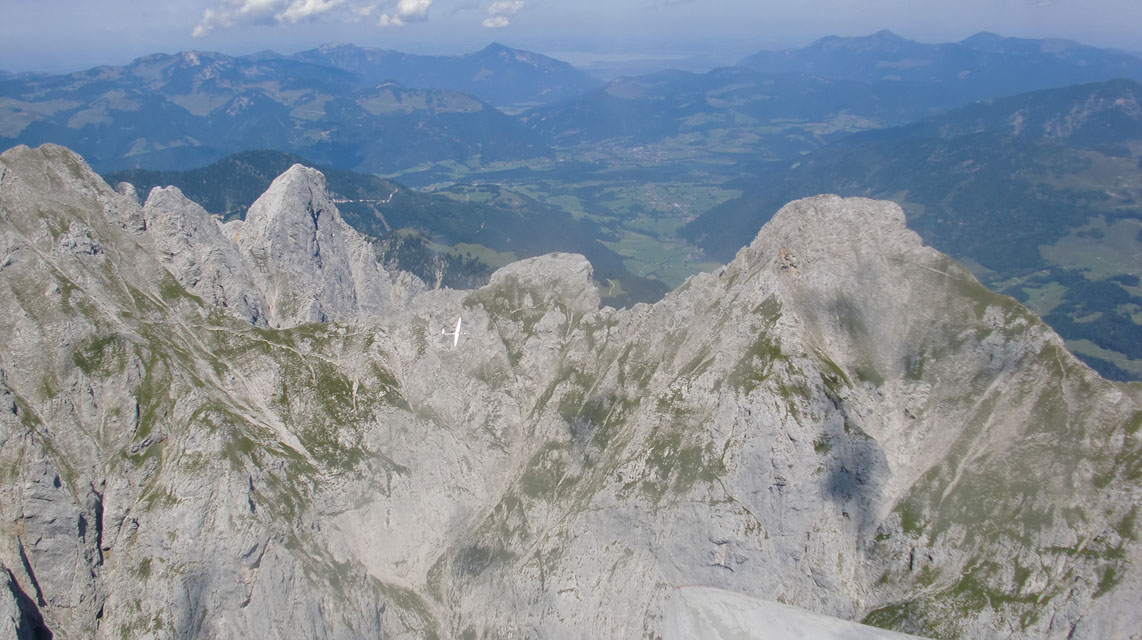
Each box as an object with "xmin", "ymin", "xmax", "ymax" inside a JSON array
[
  {"xmin": 0, "ymin": 45, "xmax": 566, "ymax": 172},
  {"xmin": 521, "ymin": 67, "xmax": 959, "ymax": 156},
  {"xmin": 871, "ymin": 78, "xmax": 1142, "ymax": 155},
  {"xmin": 740, "ymin": 30, "xmax": 1141, "ymax": 100},
  {"xmin": 4, "ymin": 32, "xmax": 1139, "ymax": 175},
  {"xmin": 4, "ymin": 31, "xmax": 1137, "ymax": 173},
  {"xmin": 521, "ymin": 30, "xmax": 1140, "ymax": 156},
  {"xmin": 681, "ymin": 78, "xmax": 1142, "ymax": 380},
  {"xmin": 291, "ymin": 42, "xmax": 601, "ymax": 110}
]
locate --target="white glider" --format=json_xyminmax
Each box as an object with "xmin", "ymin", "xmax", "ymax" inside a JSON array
[{"xmin": 443, "ymin": 316, "xmax": 465, "ymax": 347}]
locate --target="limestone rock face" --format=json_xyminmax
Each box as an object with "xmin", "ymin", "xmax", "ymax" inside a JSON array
[
  {"xmin": 236, "ymin": 164, "xmax": 417, "ymax": 327},
  {"xmin": 1, "ymin": 144, "xmax": 1140, "ymax": 640},
  {"xmin": 665, "ymin": 586, "xmax": 926, "ymax": 639},
  {"xmin": 142, "ymin": 185, "xmax": 268, "ymax": 325},
  {"xmin": 486, "ymin": 251, "xmax": 601, "ymax": 315}
]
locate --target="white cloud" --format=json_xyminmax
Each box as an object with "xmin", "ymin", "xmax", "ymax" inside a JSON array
[
  {"xmin": 193, "ymin": 0, "xmax": 431, "ymax": 36},
  {"xmin": 488, "ymin": 0, "xmax": 524, "ymax": 14},
  {"xmin": 279, "ymin": 0, "xmax": 344, "ymax": 23},
  {"xmin": 378, "ymin": 0, "xmax": 432, "ymax": 27},
  {"xmin": 352, "ymin": 4, "xmax": 378, "ymax": 18},
  {"xmin": 482, "ymin": 0, "xmax": 523, "ymax": 28},
  {"xmin": 194, "ymin": 0, "xmax": 281, "ymax": 37},
  {"xmin": 192, "ymin": 11, "xmax": 217, "ymax": 37}
]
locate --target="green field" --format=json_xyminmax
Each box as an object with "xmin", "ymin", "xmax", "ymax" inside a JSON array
[
  {"xmin": 387, "ymin": 140, "xmax": 754, "ymax": 293},
  {"xmin": 1040, "ymin": 217, "xmax": 1142, "ymax": 277}
]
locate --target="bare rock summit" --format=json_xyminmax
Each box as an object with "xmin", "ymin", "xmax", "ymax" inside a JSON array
[{"xmin": 235, "ymin": 164, "xmax": 418, "ymax": 327}]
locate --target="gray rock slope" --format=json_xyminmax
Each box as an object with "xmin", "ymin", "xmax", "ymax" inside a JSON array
[
  {"xmin": 140, "ymin": 161, "xmax": 424, "ymax": 329},
  {"xmin": 142, "ymin": 185, "xmax": 268, "ymax": 326},
  {"xmin": 0, "ymin": 143, "xmax": 1139, "ymax": 639},
  {"xmin": 232, "ymin": 164, "xmax": 422, "ymax": 327},
  {"xmin": 665, "ymin": 586, "xmax": 925, "ymax": 639}
]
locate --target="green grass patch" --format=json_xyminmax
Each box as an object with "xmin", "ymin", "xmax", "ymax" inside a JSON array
[
  {"xmin": 72, "ymin": 334, "xmax": 126, "ymax": 377},
  {"xmin": 1041, "ymin": 217, "xmax": 1142, "ymax": 278},
  {"xmin": 449, "ymin": 243, "xmax": 517, "ymax": 269},
  {"xmin": 519, "ymin": 442, "xmax": 579, "ymax": 501}
]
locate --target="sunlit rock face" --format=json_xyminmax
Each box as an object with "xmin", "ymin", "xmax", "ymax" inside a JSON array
[
  {"xmin": 234, "ymin": 163, "xmax": 421, "ymax": 327},
  {"xmin": 665, "ymin": 586, "xmax": 928, "ymax": 640},
  {"xmin": 1, "ymin": 143, "xmax": 1139, "ymax": 639},
  {"xmin": 142, "ymin": 184, "xmax": 268, "ymax": 326}
]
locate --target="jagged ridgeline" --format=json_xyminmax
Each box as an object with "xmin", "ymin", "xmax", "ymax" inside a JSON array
[
  {"xmin": 104, "ymin": 149, "xmax": 669, "ymax": 307},
  {"xmin": 1, "ymin": 144, "xmax": 1140, "ymax": 639}
]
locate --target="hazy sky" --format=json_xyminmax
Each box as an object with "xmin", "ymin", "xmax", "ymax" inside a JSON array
[{"xmin": 2, "ymin": 0, "xmax": 1140, "ymax": 73}]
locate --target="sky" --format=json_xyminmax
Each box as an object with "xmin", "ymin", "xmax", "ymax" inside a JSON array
[{"xmin": 2, "ymin": 0, "xmax": 1140, "ymax": 74}]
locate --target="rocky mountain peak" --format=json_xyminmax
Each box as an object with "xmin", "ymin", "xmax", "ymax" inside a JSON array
[
  {"xmin": 731, "ymin": 194, "xmax": 916, "ymax": 277},
  {"xmin": 486, "ymin": 252, "xmax": 600, "ymax": 314},
  {"xmin": 870, "ymin": 29, "xmax": 905, "ymax": 41},
  {"xmin": 235, "ymin": 162, "xmax": 419, "ymax": 327},
  {"xmin": 480, "ymin": 42, "xmax": 511, "ymax": 54},
  {"xmin": 242, "ymin": 163, "xmax": 334, "ymax": 231}
]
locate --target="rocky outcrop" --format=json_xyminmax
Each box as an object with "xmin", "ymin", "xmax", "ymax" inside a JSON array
[
  {"xmin": 2, "ymin": 563, "xmax": 52, "ymax": 640},
  {"xmin": 0, "ymin": 144, "xmax": 1139, "ymax": 640},
  {"xmin": 143, "ymin": 185, "xmax": 267, "ymax": 325},
  {"xmin": 234, "ymin": 164, "xmax": 422, "ymax": 327}
]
